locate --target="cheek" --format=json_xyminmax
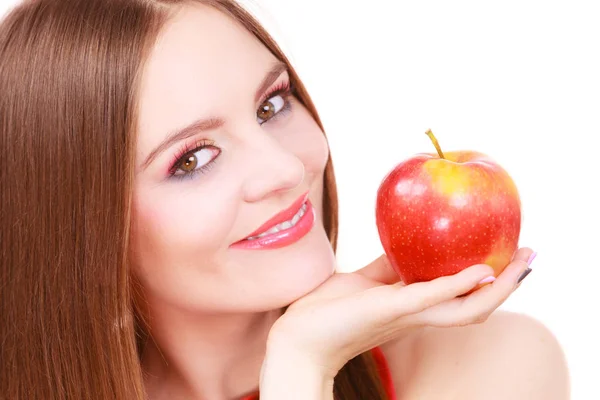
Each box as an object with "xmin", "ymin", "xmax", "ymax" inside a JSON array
[
  {"xmin": 286, "ymin": 103, "xmax": 329, "ymax": 183},
  {"xmin": 130, "ymin": 183, "xmax": 238, "ymax": 280}
]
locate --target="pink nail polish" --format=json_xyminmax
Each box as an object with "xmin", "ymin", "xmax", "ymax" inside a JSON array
[
  {"xmin": 479, "ymin": 276, "xmax": 496, "ymax": 284},
  {"xmin": 527, "ymin": 252, "xmax": 537, "ymax": 266}
]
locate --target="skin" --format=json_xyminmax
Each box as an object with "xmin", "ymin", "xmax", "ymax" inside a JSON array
[
  {"xmin": 130, "ymin": 3, "xmax": 570, "ymax": 400},
  {"xmin": 131, "ymin": 4, "xmax": 333, "ymax": 399},
  {"xmin": 380, "ymin": 311, "xmax": 571, "ymax": 400}
]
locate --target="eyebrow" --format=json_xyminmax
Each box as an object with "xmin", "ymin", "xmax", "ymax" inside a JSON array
[
  {"xmin": 141, "ymin": 117, "xmax": 224, "ymax": 170},
  {"xmin": 254, "ymin": 61, "xmax": 287, "ymax": 103},
  {"xmin": 141, "ymin": 61, "xmax": 289, "ymax": 170}
]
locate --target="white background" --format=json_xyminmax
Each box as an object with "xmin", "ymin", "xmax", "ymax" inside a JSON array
[
  {"xmin": 247, "ymin": 1, "xmax": 600, "ymax": 398},
  {"xmin": 2, "ymin": 0, "xmax": 598, "ymax": 398}
]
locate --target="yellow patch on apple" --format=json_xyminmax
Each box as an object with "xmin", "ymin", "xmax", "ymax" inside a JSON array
[{"xmin": 484, "ymin": 237, "xmax": 517, "ymax": 275}]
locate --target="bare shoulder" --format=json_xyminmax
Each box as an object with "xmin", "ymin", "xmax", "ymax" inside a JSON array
[{"xmin": 381, "ymin": 311, "xmax": 570, "ymax": 400}]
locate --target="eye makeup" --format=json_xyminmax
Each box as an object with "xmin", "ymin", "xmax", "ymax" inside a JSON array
[{"xmin": 165, "ymin": 78, "xmax": 296, "ymax": 181}]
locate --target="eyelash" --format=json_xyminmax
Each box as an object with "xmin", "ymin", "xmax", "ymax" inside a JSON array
[
  {"xmin": 167, "ymin": 81, "xmax": 295, "ymax": 180},
  {"xmin": 257, "ymin": 80, "xmax": 294, "ymax": 125},
  {"xmin": 167, "ymin": 139, "xmax": 219, "ymax": 181}
]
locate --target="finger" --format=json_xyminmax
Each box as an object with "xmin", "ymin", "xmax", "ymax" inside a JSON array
[
  {"xmin": 512, "ymin": 247, "xmax": 535, "ymax": 263},
  {"xmin": 356, "ymin": 263, "xmax": 495, "ymax": 326},
  {"xmin": 465, "ymin": 246, "xmax": 534, "ymax": 293},
  {"xmin": 354, "ymin": 248, "xmax": 534, "ymax": 286},
  {"xmin": 391, "ymin": 263, "xmax": 495, "ymax": 312},
  {"xmin": 307, "ymin": 263, "xmax": 494, "ymax": 354},
  {"xmin": 353, "ymin": 254, "xmax": 403, "ymax": 285},
  {"xmin": 410, "ymin": 257, "xmax": 530, "ymax": 327}
]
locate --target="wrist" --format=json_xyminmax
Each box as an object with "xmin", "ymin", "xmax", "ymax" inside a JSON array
[{"xmin": 260, "ymin": 340, "xmax": 335, "ymax": 400}]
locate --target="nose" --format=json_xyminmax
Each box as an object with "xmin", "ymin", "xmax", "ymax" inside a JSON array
[{"xmin": 241, "ymin": 132, "xmax": 305, "ymax": 203}]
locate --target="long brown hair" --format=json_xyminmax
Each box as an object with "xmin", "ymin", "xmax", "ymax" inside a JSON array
[{"xmin": 0, "ymin": 0, "xmax": 390, "ymax": 399}]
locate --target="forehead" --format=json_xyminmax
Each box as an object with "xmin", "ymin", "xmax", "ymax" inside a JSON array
[
  {"xmin": 137, "ymin": 3, "xmax": 278, "ymax": 153},
  {"xmin": 148, "ymin": 3, "xmax": 273, "ymax": 75}
]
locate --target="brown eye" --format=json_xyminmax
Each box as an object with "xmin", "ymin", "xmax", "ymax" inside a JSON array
[
  {"xmin": 257, "ymin": 101, "xmax": 275, "ymax": 121},
  {"xmin": 173, "ymin": 146, "xmax": 220, "ymax": 177},
  {"xmin": 257, "ymin": 94, "xmax": 286, "ymax": 124},
  {"xmin": 179, "ymin": 154, "xmax": 197, "ymax": 172}
]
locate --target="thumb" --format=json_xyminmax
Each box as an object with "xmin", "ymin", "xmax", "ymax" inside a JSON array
[{"xmin": 353, "ymin": 254, "xmax": 403, "ymax": 285}]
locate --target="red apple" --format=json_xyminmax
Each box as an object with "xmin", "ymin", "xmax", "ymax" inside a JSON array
[{"xmin": 375, "ymin": 130, "xmax": 521, "ymax": 285}]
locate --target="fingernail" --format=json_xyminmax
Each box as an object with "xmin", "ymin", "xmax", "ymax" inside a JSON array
[
  {"xmin": 516, "ymin": 268, "xmax": 532, "ymax": 284},
  {"xmin": 527, "ymin": 252, "xmax": 537, "ymax": 266},
  {"xmin": 479, "ymin": 276, "xmax": 496, "ymax": 284}
]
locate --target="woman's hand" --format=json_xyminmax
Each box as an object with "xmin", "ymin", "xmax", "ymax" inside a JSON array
[{"xmin": 264, "ymin": 247, "xmax": 535, "ymax": 380}]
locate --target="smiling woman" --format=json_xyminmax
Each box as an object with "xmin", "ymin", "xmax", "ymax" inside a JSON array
[
  {"xmin": 0, "ymin": 0, "xmax": 388, "ymax": 398},
  {"xmin": 0, "ymin": 0, "xmax": 568, "ymax": 399}
]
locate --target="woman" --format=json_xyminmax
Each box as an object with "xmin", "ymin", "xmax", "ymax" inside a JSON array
[{"xmin": 0, "ymin": 0, "xmax": 569, "ymax": 399}]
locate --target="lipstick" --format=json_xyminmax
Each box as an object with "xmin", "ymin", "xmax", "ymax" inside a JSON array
[{"xmin": 231, "ymin": 193, "xmax": 315, "ymax": 250}]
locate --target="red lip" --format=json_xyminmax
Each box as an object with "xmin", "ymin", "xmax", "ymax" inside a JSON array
[
  {"xmin": 243, "ymin": 191, "xmax": 309, "ymax": 239},
  {"xmin": 230, "ymin": 192, "xmax": 315, "ymax": 250}
]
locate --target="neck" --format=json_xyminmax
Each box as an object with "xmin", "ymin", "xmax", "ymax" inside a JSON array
[{"xmin": 141, "ymin": 305, "xmax": 283, "ymax": 400}]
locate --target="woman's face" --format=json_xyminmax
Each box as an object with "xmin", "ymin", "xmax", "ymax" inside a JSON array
[{"xmin": 131, "ymin": 3, "xmax": 335, "ymax": 314}]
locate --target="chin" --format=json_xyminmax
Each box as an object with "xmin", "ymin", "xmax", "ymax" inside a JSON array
[
  {"xmin": 234, "ymin": 224, "xmax": 336, "ymax": 312},
  {"xmin": 283, "ymin": 229, "xmax": 336, "ymax": 303}
]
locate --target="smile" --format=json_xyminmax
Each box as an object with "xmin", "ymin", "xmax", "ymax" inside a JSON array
[
  {"xmin": 231, "ymin": 193, "xmax": 316, "ymax": 250},
  {"xmin": 246, "ymin": 202, "xmax": 308, "ymax": 240}
]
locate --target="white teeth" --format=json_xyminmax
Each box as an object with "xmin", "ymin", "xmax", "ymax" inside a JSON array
[
  {"xmin": 291, "ymin": 213, "xmax": 301, "ymax": 225},
  {"xmin": 246, "ymin": 203, "xmax": 307, "ymax": 241}
]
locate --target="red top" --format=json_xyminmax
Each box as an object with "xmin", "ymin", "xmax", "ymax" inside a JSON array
[
  {"xmin": 371, "ymin": 346, "xmax": 397, "ymax": 400},
  {"xmin": 240, "ymin": 347, "xmax": 396, "ymax": 399}
]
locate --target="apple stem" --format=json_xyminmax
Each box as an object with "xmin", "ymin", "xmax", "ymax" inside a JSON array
[{"xmin": 425, "ymin": 129, "xmax": 445, "ymax": 159}]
